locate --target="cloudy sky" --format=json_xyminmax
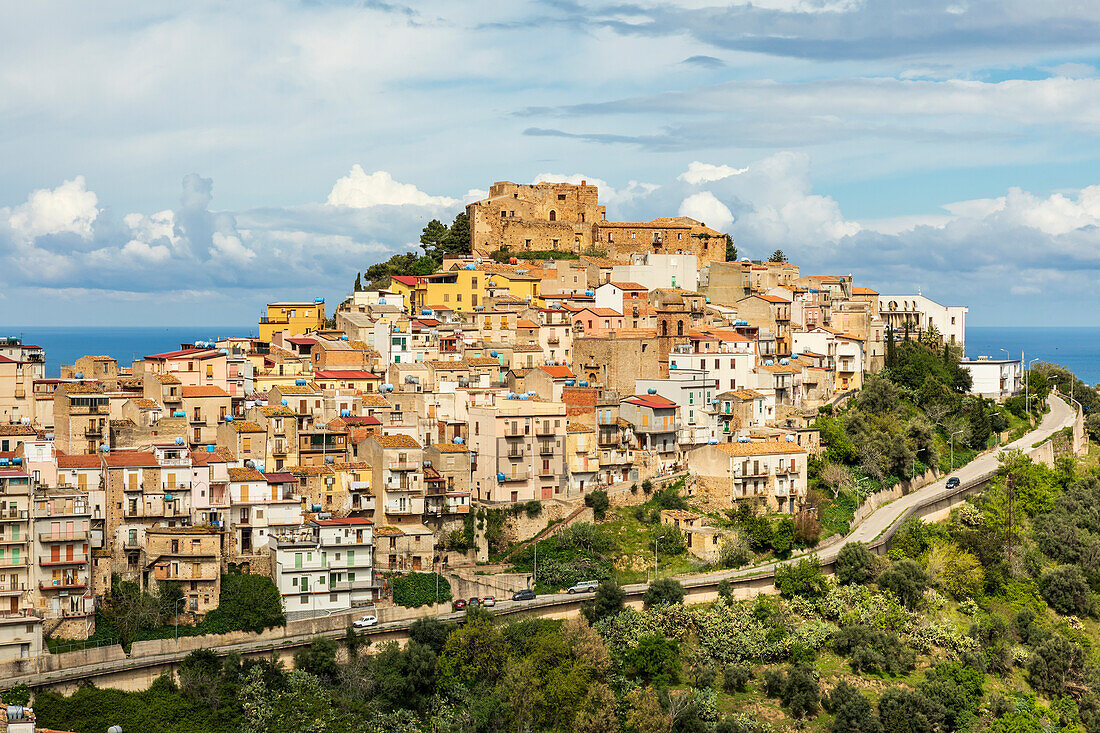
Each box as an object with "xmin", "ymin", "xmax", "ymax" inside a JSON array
[{"xmin": 3, "ymin": 1, "xmax": 1100, "ymax": 328}]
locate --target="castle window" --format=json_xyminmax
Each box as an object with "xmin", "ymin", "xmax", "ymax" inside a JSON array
[
  {"xmin": 549, "ymin": 210, "xmax": 557, "ymax": 221},
  {"xmin": 558, "ymin": 194, "xmax": 566, "ymax": 201}
]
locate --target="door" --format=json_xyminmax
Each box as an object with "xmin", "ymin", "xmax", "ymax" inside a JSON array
[
  {"xmin": 51, "ymin": 522, "xmax": 60, "ymax": 540},
  {"xmin": 65, "ymin": 521, "xmax": 74, "ymax": 539},
  {"xmin": 66, "ymin": 544, "xmax": 74, "ymax": 561}
]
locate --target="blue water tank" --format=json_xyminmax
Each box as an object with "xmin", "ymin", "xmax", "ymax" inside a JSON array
[
  {"xmin": 74, "ymin": 372, "xmax": 84, "ymax": 379},
  {"xmin": 421, "ymin": 308, "xmax": 432, "ymax": 315},
  {"xmin": 340, "ymin": 335, "xmax": 349, "ymax": 341},
  {"xmin": 565, "ymin": 380, "xmax": 575, "ymax": 386},
  {"xmin": 585, "ymin": 290, "xmax": 594, "ymax": 296},
  {"xmin": 173, "ymin": 410, "xmax": 186, "ymax": 417},
  {"xmin": 527, "ymin": 390, "xmax": 536, "ymax": 396},
  {"xmin": 497, "ymin": 472, "xmax": 506, "ymax": 481},
  {"xmin": 670, "ymin": 364, "xmax": 678, "ymax": 369},
  {"xmin": 647, "ymin": 388, "xmax": 657, "ymax": 395},
  {"xmin": 175, "ymin": 437, "xmax": 184, "ymax": 445},
  {"xmin": 12, "ymin": 457, "xmax": 21, "ymax": 465},
  {"xmin": 490, "ymin": 351, "xmax": 498, "ymax": 358},
  {"xmin": 579, "ymin": 380, "xmax": 589, "ymax": 387},
  {"xmin": 225, "ymin": 415, "xmax": 234, "ymax": 422},
  {"xmin": 0, "ymin": 459, "xmax": 8, "ymax": 467},
  {"xmin": 295, "ymin": 379, "xmax": 307, "ymax": 386},
  {"xmin": 465, "ymin": 264, "xmax": 476, "ymax": 270},
  {"xmin": 101, "ymin": 445, "xmax": 110, "ymax": 452},
  {"xmin": 206, "ymin": 445, "xmax": 216, "ymax": 453},
  {"xmin": 280, "ymin": 399, "xmax": 288, "ymax": 405},
  {"xmin": 709, "ymin": 440, "xmax": 718, "ymax": 445},
  {"xmin": 341, "ymin": 409, "xmax": 351, "ymax": 417},
  {"xmin": 455, "ymin": 437, "xmax": 465, "ymax": 445},
  {"xmin": 312, "ymin": 504, "xmax": 322, "ymax": 512},
  {"xmin": 314, "ymin": 297, "xmax": 325, "ymax": 303},
  {"xmin": 164, "ymin": 493, "xmax": 173, "ymax": 500}
]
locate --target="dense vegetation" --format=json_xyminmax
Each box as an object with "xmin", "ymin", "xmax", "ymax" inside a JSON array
[
  {"xmin": 355, "ymin": 213, "xmax": 470, "ymax": 290},
  {"xmin": 48, "ymin": 572, "xmax": 285, "ymax": 652},
  {"xmin": 390, "ymin": 572, "xmax": 453, "ymax": 608}
]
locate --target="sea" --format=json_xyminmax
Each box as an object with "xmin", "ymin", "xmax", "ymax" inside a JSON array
[
  {"xmin": 965, "ymin": 326, "xmax": 1100, "ymax": 386},
  {"xmin": 0, "ymin": 326, "xmax": 252, "ymax": 378},
  {"xmin": 3, "ymin": 324, "xmax": 1099, "ymax": 385}
]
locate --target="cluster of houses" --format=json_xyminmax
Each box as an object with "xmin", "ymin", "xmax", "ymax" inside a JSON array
[{"xmin": 0, "ymin": 180, "xmax": 981, "ymax": 662}]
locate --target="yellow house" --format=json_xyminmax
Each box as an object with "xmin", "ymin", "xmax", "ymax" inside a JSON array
[
  {"xmin": 413, "ymin": 270, "xmax": 482, "ymax": 313},
  {"xmin": 481, "ymin": 268, "xmax": 543, "ymax": 307},
  {"xmin": 259, "ymin": 300, "xmax": 326, "ymax": 341}
]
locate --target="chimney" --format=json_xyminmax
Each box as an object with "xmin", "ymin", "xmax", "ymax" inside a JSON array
[{"xmin": 581, "ymin": 180, "xmax": 586, "ymax": 187}]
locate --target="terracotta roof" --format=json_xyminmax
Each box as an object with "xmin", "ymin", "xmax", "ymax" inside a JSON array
[
  {"xmin": 754, "ymin": 294, "xmax": 791, "ymax": 304},
  {"xmin": 260, "ymin": 406, "xmax": 297, "ymax": 417},
  {"xmin": 182, "ymin": 386, "xmax": 230, "ymax": 398},
  {"xmin": 539, "ymin": 365, "xmax": 575, "ymax": 379},
  {"xmin": 374, "ymin": 526, "xmax": 404, "ymax": 536},
  {"xmin": 133, "ymin": 398, "xmax": 161, "ymax": 410},
  {"xmin": 264, "ymin": 471, "xmax": 295, "ymax": 483},
  {"xmin": 427, "ymin": 360, "xmax": 468, "ymax": 370},
  {"xmin": 373, "ymin": 433, "xmax": 422, "ymax": 448},
  {"xmin": 624, "ymin": 394, "xmax": 677, "ymax": 409},
  {"xmin": 330, "ymin": 461, "xmax": 370, "ymax": 470},
  {"xmin": 190, "ymin": 448, "xmax": 233, "ymax": 465},
  {"xmin": 289, "ymin": 465, "xmax": 334, "ymax": 477},
  {"xmin": 273, "ymin": 384, "xmax": 320, "ymax": 394},
  {"xmin": 466, "ymin": 357, "xmax": 500, "ymax": 366},
  {"xmin": 432, "ymin": 443, "xmax": 469, "ymax": 453},
  {"xmin": 516, "ymin": 319, "xmax": 539, "ymax": 328},
  {"xmin": 228, "ymin": 467, "xmax": 266, "ymax": 482},
  {"xmin": 567, "ymin": 422, "xmax": 594, "ymax": 433},
  {"xmin": 578, "ymin": 307, "xmax": 623, "ymax": 317},
  {"xmin": 102, "ymin": 451, "xmax": 158, "ymax": 468},
  {"xmin": 712, "ymin": 440, "xmax": 806, "ymax": 456},
  {"xmin": 231, "ymin": 421, "xmax": 264, "ymax": 433},
  {"xmin": 59, "ymin": 383, "xmax": 104, "ymax": 394},
  {"xmin": 153, "ymin": 374, "xmax": 182, "ymax": 384},
  {"xmin": 728, "ymin": 389, "xmax": 763, "ymax": 400},
  {"xmin": 610, "ymin": 281, "xmax": 646, "ymax": 290},
  {"xmin": 390, "ymin": 275, "xmax": 419, "ymax": 286},
  {"xmin": 360, "ymin": 394, "xmax": 392, "ymax": 407},
  {"xmin": 313, "ymin": 370, "xmax": 380, "ymax": 379},
  {"xmin": 146, "ymin": 347, "xmax": 219, "ymax": 360},
  {"xmin": 57, "ymin": 454, "xmax": 102, "ymax": 469},
  {"xmin": 581, "ymin": 255, "xmax": 628, "ymax": 267}
]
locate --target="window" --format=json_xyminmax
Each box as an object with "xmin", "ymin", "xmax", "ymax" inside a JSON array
[
  {"xmin": 557, "ymin": 194, "xmax": 566, "ymax": 201},
  {"xmin": 243, "ymin": 437, "xmax": 251, "ymax": 451},
  {"xmin": 549, "ymin": 210, "xmax": 557, "ymax": 221}
]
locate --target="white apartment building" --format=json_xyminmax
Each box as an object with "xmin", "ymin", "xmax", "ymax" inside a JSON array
[
  {"xmin": 635, "ymin": 369, "xmax": 719, "ymax": 447},
  {"xmin": 269, "ymin": 518, "xmax": 375, "ymax": 620},
  {"xmin": 878, "ymin": 294, "xmax": 967, "ymax": 345},
  {"xmin": 612, "ymin": 253, "xmax": 699, "ymax": 292},
  {"xmin": 960, "ymin": 357, "xmax": 1022, "ymax": 399}
]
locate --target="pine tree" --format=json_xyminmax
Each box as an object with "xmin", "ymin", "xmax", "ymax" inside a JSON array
[{"xmin": 354, "ymin": 273, "xmax": 362, "ymax": 292}]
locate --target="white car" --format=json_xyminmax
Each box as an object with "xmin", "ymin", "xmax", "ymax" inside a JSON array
[
  {"xmin": 352, "ymin": 615, "xmax": 378, "ymax": 628},
  {"xmin": 482, "ymin": 596, "xmax": 496, "ymax": 607}
]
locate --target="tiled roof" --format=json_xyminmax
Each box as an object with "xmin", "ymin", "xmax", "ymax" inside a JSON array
[
  {"xmin": 373, "ymin": 433, "xmax": 422, "ymax": 448},
  {"xmin": 153, "ymin": 374, "xmax": 182, "ymax": 384},
  {"xmin": 754, "ymin": 294, "xmax": 791, "ymax": 304},
  {"xmin": 102, "ymin": 451, "xmax": 158, "ymax": 468},
  {"xmin": 133, "ymin": 398, "xmax": 161, "ymax": 410},
  {"xmin": 516, "ymin": 319, "xmax": 539, "ymax": 328},
  {"xmin": 274, "ymin": 384, "xmax": 320, "ymax": 394},
  {"xmin": 360, "ymin": 394, "xmax": 392, "ymax": 407},
  {"xmin": 427, "ymin": 360, "xmax": 468, "ymax": 370},
  {"xmin": 624, "ymin": 394, "xmax": 677, "ymax": 409},
  {"xmin": 610, "ymin": 281, "xmax": 646, "ymax": 290},
  {"xmin": 539, "ymin": 365, "xmax": 574, "ymax": 379},
  {"xmin": 57, "ymin": 454, "xmax": 102, "ymax": 469},
  {"xmin": 60, "ymin": 383, "xmax": 104, "ymax": 394},
  {"xmin": 231, "ymin": 421, "xmax": 264, "ymax": 433},
  {"xmin": 314, "ymin": 517, "xmax": 373, "ymax": 526},
  {"xmin": 228, "ymin": 467, "xmax": 266, "ymax": 482},
  {"xmin": 182, "ymin": 386, "xmax": 230, "ymax": 398},
  {"xmin": 0, "ymin": 424, "xmax": 37, "ymax": 436},
  {"xmin": 260, "ymin": 406, "xmax": 297, "ymax": 417},
  {"xmin": 466, "ymin": 357, "xmax": 500, "ymax": 366},
  {"xmin": 313, "ymin": 370, "xmax": 380, "ymax": 379},
  {"xmin": 432, "ymin": 443, "xmax": 469, "ymax": 453},
  {"xmin": 289, "ymin": 465, "xmax": 334, "ymax": 476},
  {"xmin": 712, "ymin": 440, "xmax": 806, "ymax": 456},
  {"xmin": 567, "ymin": 422, "xmax": 594, "ymax": 433}
]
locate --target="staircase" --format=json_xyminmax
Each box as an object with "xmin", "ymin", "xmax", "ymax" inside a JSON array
[{"xmin": 499, "ymin": 504, "xmax": 589, "ymax": 564}]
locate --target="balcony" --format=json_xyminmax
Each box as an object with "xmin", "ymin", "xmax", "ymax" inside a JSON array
[
  {"xmin": 0, "ymin": 584, "xmax": 26, "ymax": 596},
  {"xmin": 41, "ymin": 554, "xmax": 89, "ymax": 566},
  {"xmin": 0, "ymin": 535, "xmax": 28, "ymax": 546},
  {"xmin": 83, "ymin": 426, "xmax": 103, "ymax": 438},
  {"xmin": 0, "ymin": 510, "xmax": 29, "ymax": 522},
  {"xmin": 39, "ymin": 580, "xmax": 87, "ymax": 592},
  {"xmin": 539, "ymin": 466, "xmax": 556, "ymax": 477},
  {"xmin": 0, "ymin": 559, "xmax": 27, "ymax": 568},
  {"xmin": 39, "ymin": 532, "xmax": 89, "ymax": 543},
  {"xmin": 272, "ymin": 444, "xmax": 288, "ymax": 456},
  {"xmin": 535, "ymin": 422, "xmax": 554, "ymax": 436},
  {"xmin": 539, "ymin": 443, "xmax": 554, "ymax": 456},
  {"xmin": 190, "ymin": 417, "xmax": 208, "ymax": 426},
  {"xmin": 506, "ymin": 448, "xmax": 525, "ymax": 459},
  {"xmin": 123, "ymin": 537, "xmax": 141, "ymax": 549},
  {"xmin": 503, "ymin": 424, "xmax": 525, "ymax": 437},
  {"xmin": 349, "ymin": 480, "xmax": 371, "ymax": 491},
  {"xmin": 500, "ymin": 471, "xmax": 529, "ymax": 482},
  {"xmin": 388, "ymin": 460, "xmax": 416, "ymax": 471},
  {"xmin": 161, "ymin": 483, "xmax": 191, "ymax": 491},
  {"xmin": 350, "ymin": 497, "xmax": 376, "ymax": 512},
  {"xmin": 384, "ymin": 501, "xmax": 423, "ymax": 515}
]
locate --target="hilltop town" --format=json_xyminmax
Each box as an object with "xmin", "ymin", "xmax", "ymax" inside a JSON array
[{"xmin": 0, "ymin": 179, "xmax": 989, "ymax": 660}]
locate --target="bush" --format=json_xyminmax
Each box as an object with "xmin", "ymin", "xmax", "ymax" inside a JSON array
[
  {"xmin": 390, "ymin": 572, "xmax": 452, "ymax": 608},
  {"xmin": 642, "ymin": 479, "xmax": 654, "ymax": 495},
  {"xmin": 584, "ymin": 490, "xmax": 610, "ymax": 520},
  {"xmin": 775, "ymin": 556, "xmax": 828, "ymax": 598},
  {"xmin": 823, "ymin": 681, "xmax": 882, "ymax": 733},
  {"xmin": 836, "ymin": 541, "xmax": 876, "ymax": 585},
  {"xmin": 1039, "ymin": 565, "xmax": 1094, "ymax": 617},
  {"xmin": 622, "ymin": 633, "xmax": 680, "ymax": 685},
  {"xmin": 409, "ymin": 617, "xmax": 450, "ymax": 654},
  {"xmin": 918, "ymin": 662, "xmax": 984, "ymax": 732},
  {"xmin": 293, "ymin": 637, "xmax": 339, "ymax": 682},
  {"xmin": 723, "ymin": 663, "xmax": 753, "ymax": 693},
  {"xmin": 781, "ymin": 663, "xmax": 820, "ymax": 720},
  {"xmin": 878, "ymin": 688, "xmax": 944, "ymax": 733},
  {"xmin": 719, "ymin": 537, "xmax": 751, "ymax": 569},
  {"xmin": 205, "ymin": 573, "xmax": 285, "ymax": 634},
  {"xmin": 654, "ymin": 487, "xmax": 689, "ymax": 511},
  {"xmin": 794, "ymin": 512, "xmax": 822, "ymax": 546},
  {"xmin": 581, "ymin": 579, "xmax": 626, "ymax": 624},
  {"xmin": 772, "ymin": 517, "xmax": 796, "ymax": 558},
  {"xmin": 763, "ymin": 668, "xmax": 786, "ymax": 698},
  {"xmin": 877, "ymin": 559, "xmax": 929, "ymax": 609},
  {"xmin": 833, "ymin": 626, "xmax": 915, "ymax": 676},
  {"xmin": 524, "ymin": 500, "xmax": 542, "ymax": 518},
  {"xmin": 1027, "ymin": 635, "xmax": 1087, "ymax": 699},
  {"xmin": 652, "ymin": 523, "xmax": 687, "ymax": 556},
  {"xmin": 644, "ymin": 578, "xmax": 685, "ymax": 608}
]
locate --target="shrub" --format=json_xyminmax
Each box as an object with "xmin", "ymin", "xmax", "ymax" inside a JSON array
[
  {"xmin": 877, "ymin": 559, "xmax": 929, "ymax": 609},
  {"xmin": 409, "ymin": 617, "xmax": 450, "ymax": 654},
  {"xmin": 794, "ymin": 512, "xmax": 822, "ymax": 546},
  {"xmin": 644, "ymin": 578, "xmax": 685, "ymax": 608},
  {"xmin": 781, "ymin": 663, "xmax": 820, "ymax": 720},
  {"xmin": 524, "ymin": 500, "xmax": 542, "ymax": 518},
  {"xmin": 390, "ymin": 572, "xmax": 452, "ymax": 608},
  {"xmin": 205, "ymin": 573, "xmax": 285, "ymax": 633},
  {"xmin": 654, "ymin": 487, "xmax": 689, "ymax": 510},
  {"xmin": 690, "ymin": 659, "xmax": 718, "ymax": 690},
  {"xmin": 723, "ymin": 663, "xmax": 753, "ymax": 693},
  {"xmin": 1027, "ymin": 635, "xmax": 1087, "ymax": 699},
  {"xmin": 775, "ymin": 556, "xmax": 828, "ymax": 598},
  {"xmin": 823, "ymin": 681, "xmax": 882, "ymax": 733},
  {"xmin": 622, "ymin": 633, "xmax": 680, "ymax": 685},
  {"xmin": 763, "ymin": 668, "xmax": 786, "ymax": 697},
  {"xmin": 878, "ymin": 688, "xmax": 944, "ymax": 733},
  {"xmin": 652, "ymin": 523, "xmax": 687, "ymax": 556},
  {"xmin": 836, "ymin": 541, "xmax": 875, "ymax": 585},
  {"xmin": 642, "ymin": 479, "xmax": 654, "ymax": 495},
  {"xmin": 833, "ymin": 626, "xmax": 915, "ymax": 676},
  {"xmin": 582, "ymin": 579, "xmax": 626, "ymax": 624},
  {"xmin": 584, "ymin": 490, "xmax": 610, "ymax": 520},
  {"xmin": 772, "ymin": 517, "xmax": 796, "ymax": 558},
  {"xmin": 719, "ymin": 537, "xmax": 751, "ymax": 569},
  {"xmin": 1039, "ymin": 565, "xmax": 1094, "ymax": 617},
  {"xmin": 918, "ymin": 662, "xmax": 984, "ymax": 732},
  {"xmin": 293, "ymin": 637, "xmax": 339, "ymax": 682}
]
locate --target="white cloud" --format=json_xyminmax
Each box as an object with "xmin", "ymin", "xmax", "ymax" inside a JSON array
[
  {"xmin": 326, "ymin": 166, "xmax": 459, "ymax": 209},
  {"xmin": 120, "ymin": 239, "xmax": 171, "ymax": 262},
  {"xmin": 533, "ymin": 173, "xmax": 659, "ymax": 209},
  {"xmin": 678, "ymin": 191, "xmax": 734, "ymax": 230},
  {"xmin": 678, "ymin": 161, "xmax": 748, "ymax": 185},
  {"xmin": 7, "ymin": 176, "xmax": 99, "ymax": 239},
  {"xmin": 210, "ymin": 231, "xmax": 256, "ymax": 265}
]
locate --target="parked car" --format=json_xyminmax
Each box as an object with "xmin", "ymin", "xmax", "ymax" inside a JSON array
[
  {"xmin": 567, "ymin": 580, "xmax": 599, "ymax": 594},
  {"xmin": 512, "ymin": 589, "xmax": 536, "ymax": 602},
  {"xmin": 946, "ymin": 477, "xmax": 961, "ymax": 489},
  {"xmin": 468, "ymin": 597, "xmax": 481, "ymax": 608},
  {"xmin": 482, "ymin": 596, "xmax": 496, "ymax": 607},
  {"xmin": 352, "ymin": 615, "xmax": 377, "ymax": 628},
  {"xmin": 452, "ymin": 599, "xmax": 467, "ymax": 611}
]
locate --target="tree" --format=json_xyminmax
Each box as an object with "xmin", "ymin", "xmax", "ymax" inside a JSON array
[
  {"xmin": 768, "ymin": 249, "xmax": 788, "ymax": 263},
  {"xmin": 582, "ymin": 579, "xmax": 626, "ymax": 623},
  {"xmin": 344, "ymin": 624, "xmax": 365, "ymax": 661},
  {"xmin": 926, "ymin": 542, "xmax": 985, "ymax": 600},
  {"xmin": 836, "ymin": 541, "xmax": 875, "ymax": 585},
  {"xmin": 1027, "ymin": 635, "xmax": 1087, "ymax": 699},
  {"xmin": 585, "ymin": 489, "xmax": 610, "ymax": 520},
  {"xmin": 774, "ymin": 556, "xmax": 828, "ymax": 598},
  {"xmin": 877, "ymin": 558, "xmax": 929, "ymax": 609},
  {"xmin": 781, "ymin": 664, "xmax": 820, "ymax": 720},
  {"xmin": 877, "ymin": 688, "xmax": 944, "ymax": 733},
  {"xmin": 353, "ymin": 272, "xmax": 362, "ymax": 291},
  {"xmin": 442, "ymin": 212, "xmax": 470, "ymax": 255},
  {"xmin": 725, "ymin": 234, "xmax": 737, "ymax": 261},
  {"xmin": 206, "ymin": 573, "xmax": 285, "ymax": 633},
  {"xmin": 824, "ymin": 681, "xmax": 882, "ymax": 733},
  {"xmin": 918, "ymin": 662, "xmax": 984, "ymax": 732},
  {"xmin": 420, "ymin": 219, "xmax": 449, "ymax": 258},
  {"xmin": 176, "ymin": 649, "xmax": 224, "ymax": 710},
  {"xmin": 627, "ymin": 687, "xmax": 671, "ymax": 733},
  {"xmin": 644, "ymin": 577, "xmax": 685, "ymax": 608},
  {"xmin": 821, "ymin": 462, "xmax": 854, "ymax": 499},
  {"xmin": 1039, "ymin": 565, "xmax": 1094, "ymax": 616},
  {"xmin": 373, "ymin": 639, "xmax": 439, "ymax": 712},
  {"xmin": 771, "ymin": 516, "xmax": 796, "ymax": 558},
  {"xmin": 573, "ymin": 683, "xmax": 618, "ymax": 733},
  {"xmin": 292, "ymin": 637, "xmax": 339, "ymax": 683},
  {"xmin": 623, "ymin": 633, "xmax": 681, "ymax": 685},
  {"xmin": 409, "ymin": 617, "xmax": 450, "ymax": 654},
  {"xmin": 723, "ymin": 663, "xmax": 753, "ymax": 693},
  {"xmin": 856, "ymin": 374, "xmax": 901, "ymax": 414},
  {"xmin": 652, "ymin": 523, "xmax": 687, "ymax": 556}
]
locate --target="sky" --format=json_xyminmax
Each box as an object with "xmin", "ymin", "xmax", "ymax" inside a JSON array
[{"xmin": 3, "ymin": 1, "xmax": 1100, "ymax": 328}]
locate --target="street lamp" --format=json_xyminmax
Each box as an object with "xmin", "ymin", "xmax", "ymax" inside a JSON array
[
  {"xmin": 174, "ymin": 596, "xmax": 186, "ymax": 646},
  {"xmin": 950, "ymin": 429, "xmax": 965, "ymax": 472},
  {"xmin": 1024, "ymin": 357, "xmax": 1041, "ymax": 423}
]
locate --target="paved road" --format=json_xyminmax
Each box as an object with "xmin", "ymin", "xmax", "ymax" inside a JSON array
[{"xmin": 15, "ymin": 398, "xmax": 1076, "ymax": 688}]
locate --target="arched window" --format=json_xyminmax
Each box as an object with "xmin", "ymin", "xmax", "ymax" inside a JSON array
[
  {"xmin": 662, "ymin": 321, "xmax": 668, "ymax": 336},
  {"xmin": 677, "ymin": 321, "xmax": 684, "ymax": 336},
  {"xmin": 549, "ymin": 210, "xmax": 557, "ymax": 221}
]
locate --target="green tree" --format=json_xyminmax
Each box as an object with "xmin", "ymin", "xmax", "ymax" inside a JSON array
[
  {"xmin": 1039, "ymin": 565, "xmax": 1093, "ymax": 616},
  {"xmin": 353, "ymin": 272, "xmax": 362, "ymax": 291},
  {"xmin": 877, "ymin": 688, "xmax": 945, "ymax": 733},
  {"xmin": 623, "ymin": 633, "xmax": 681, "ymax": 685},
  {"xmin": 836, "ymin": 541, "xmax": 875, "ymax": 585},
  {"xmin": 409, "ymin": 617, "xmax": 450, "ymax": 654},
  {"xmin": 1027, "ymin": 635, "xmax": 1087, "ymax": 699},
  {"xmin": 292, "ymin": 637, "xmax": 339, "ymax": 683},
  {"xmin": 781, "ymin": 664, "xmax": 820, "ymax": 720},
  {"xmin": 644, "ymin": 577, "xmax": 685, "ymax": 608},
  {"xmin": 877, "ymin": 559, "xmax": 929, "ymax": 609},
  {"xmin": 725, "ymin": 234, "xmax": 737, "ymax": 261},
  {"xmin": 420, "ymin": 219, "xmax": 449, "ymax": 259},
  {"xmin": 918, "ymin": 662, "xmax": 984, "ymax": 732},
  {"xmin": 582, "ymin": 579, "xmax": 626, "ymax": 623},
  {"xmin": 573, "ymin": 683, "xmax": 618, "ymax": 733},
  {"xmin": 768, "ymin": 249, "xmax": 788, "ymax": 263},
  {"xmin": 373, "ymin": 639, "xmax": 439, "ymax": 712},
  {"xmin": 206, "ymin": 573, "xmax": 285, "ymax": 633},
  {"xmin": 771, "ymin": 516, "xmax": 796, "ymax": 558},
  {"xmin": 824, "ymin": 681, "xmax": 882, "ymax": 733},
  {"xmin": 585, "ymin": 489, "xmax": 610, "ymax": 520},
  {"xmin": 774, "ymin": 556, "xmax": 828, "ymax": 598}
]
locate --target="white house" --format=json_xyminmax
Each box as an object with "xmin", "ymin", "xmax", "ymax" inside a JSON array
[
  {"xmin": 636, "ymin": 368, "xmax": 719, "ymax": 446},
  {"xmin": 269, "ymin": 518, "xmax": 375, "ymax": 620},
  {"xmin": 612, "ymin": 253, "xmax": 699, "ymax": 292},
  {"xmin": 878, "ymin": 294, "xmax": 967, "ymax": 346},
  {"xmin": 960, "ymin": 357, "xmax": 1021, "ymax": 399}
]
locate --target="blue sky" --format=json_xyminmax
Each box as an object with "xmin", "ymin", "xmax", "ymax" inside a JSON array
[{"xmin": 3, "ymin": 1, "xmax": 1100, "ymax": 327}]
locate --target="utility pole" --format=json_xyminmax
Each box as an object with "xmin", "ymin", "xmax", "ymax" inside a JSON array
[{"xmin": 1006, "ymin": 472, "xmax": 1015, "ymax": 561}]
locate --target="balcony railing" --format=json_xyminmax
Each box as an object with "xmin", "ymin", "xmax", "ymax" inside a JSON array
[
  {"xmin": 39, "ymin": 580, "xmax": 87, "ymax": 591},
  {"xmin": 349, "ymin": 480, "xmax": 371, "ymax": 491},
  {"xmin": 0, "ymin": 559, "xmax": 28, "ymax": 567},
  {"xmin": 507, "ymin": 449, "xmax": 525, "ymax": 459},
  {"xmin": 41, "ymin": 554, "xmax": 89, "ymax": 566},
  {"xmin": 535, "ymin": 422, "xmax": 554, "ymax": 436},
  {"xmin": 388, "ymin": 460, "xmax": 416, "ymax": 471},
  {"xmin": 39, "ymin": 532, "xmax": 89, "ymax": 543},
  {"xmin": 539, "ymin": 443, "xmax": 554, "ymax": 456},
  {"xmin": 0, "ymin": 510, "xmax": 29, "ymax": 521},
  {"xmin": 329, "ymin": 579, "xmax": 375, "ymax": 591}
]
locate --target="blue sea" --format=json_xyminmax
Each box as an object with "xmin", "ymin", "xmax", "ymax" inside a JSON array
[
  {"xmin": 0, "ymin": 326, "xmax": 252, "ymax": 378},
  {"xmin": 966, "ymin": 326, "xmax": 1100, "ymax": 386}
]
